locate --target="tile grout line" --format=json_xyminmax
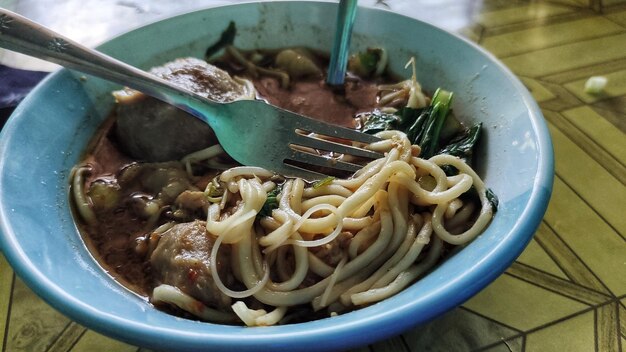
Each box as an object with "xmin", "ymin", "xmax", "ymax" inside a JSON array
[
  {"xmin": 545, "ymin": 108, "xmax": 626, "ymax": 173},
  {"xmin": 539, "ymin": 57, "xmax": 626, "ymax": 84},
  {"xmin": 1, "ymin": 273, "xmax": 15, "ymax": 352},
  {"xmin": 44, "ymin": 321, "xmax": 74, "ymax": 352},
  {"xmin": 504, "ymin": 262, "xmax": 612, "ymax": 305},
  {"xmin": 65, "ymin": 328, "xmax": 88, "ymax": 352},
  {"xmin": 399, "ymin": 334, "xmax": 412, "ymax": 352},
  {"xmin": 536, "ymin": 220, "xmax": 612, "ymax": 294},
  {"xmin": 603, "ymin": 11, "xmax": 626, "ymax": 30},
  {"xmin": 542, "ymin": 216, "xmax": 618, "ymax": 295},
  {"xmin": 492, "ymin": 31, "xmax": 626, "ymax": 80},
  {"xmin": 475, "ymin": 298, "xmax": 625, "ymax": 352},
  {"xmin": 619, "ymin": 300, "xmax": 626, "ymax": 340},
  {"xmin": 479, "ymin": 1, "xmax": 594, "ymax": 31},
  {"xmin": 594, "ymin": 307, "xmax": 599, "ymax": 352},
  {"xmin": 458, "ymin": 306, "xmax": 525, "ymax": 334},
  {"xmin": 489, "ymin": 29, "xmax": 626, "ymax": 61},
  {"xmin": 482, "ymin": 9, "xmax": 599, "ymax": 37},
  {"xmin": 614, "ymin": 301, "xmax": 623, "ymax": 352},
  {"xmin": 512, "ymin": 257, "xmax": 575, "ymax": 285},
  {"xmin": 553, "ymin": 171, "xmax": 626, "ymax": 242},
  {"xmin": 597, "ymin": 301, "xmax": 620, "ymax": 351},
  {"xmin": 543, "ymin": 109, "xmax": 626, "ymax": 186},
  {"xmin": 505, "ymin": 271, "xmax": 596, "ymax": 306},
  {"xmin": 484, "ymin": 24, "xmax": 625, "ymax": 59}
]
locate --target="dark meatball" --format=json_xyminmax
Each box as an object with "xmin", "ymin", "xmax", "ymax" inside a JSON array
[
  {"xmin": 114, "ymin": 57, "xmax": 254, "ymax": 162},
  {"xmin": 150, "ymin": 220, "xmax": 231, "ymax": 309}
]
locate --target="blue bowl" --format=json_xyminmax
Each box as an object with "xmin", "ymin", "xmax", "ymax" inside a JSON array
[{"xmin": 0, "ymin": 2, "xmax": 553, "ymax": 351}]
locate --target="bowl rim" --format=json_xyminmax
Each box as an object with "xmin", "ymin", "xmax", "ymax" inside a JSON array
[{"xmin": 0, "ymin": 2, "xmax": 554, "ymax": 351}]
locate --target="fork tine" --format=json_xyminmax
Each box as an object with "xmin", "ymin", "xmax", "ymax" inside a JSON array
[
  {"xmin": 286, "ymin": 150, "xmax": 363, "ymax": 173},
  {"xmin": 281, "ymin": 163, "xmax": 328, "ymax": 180},
  {"xmin": 290, "ymin": 134, "xmax": 384, "ymax": 159},
  {"xmin": 291, "ymin": 115, "xmax": 381, "ymax": 144}
]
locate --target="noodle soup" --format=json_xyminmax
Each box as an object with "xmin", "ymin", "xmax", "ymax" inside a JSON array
[{"xmin": 70, "ymin": 30, "xmax": 496, "ymax": 326}]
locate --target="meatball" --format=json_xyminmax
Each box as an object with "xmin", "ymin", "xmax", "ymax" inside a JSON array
[
  {"xmin": 114, "ymin": 57, "xmax": 255, "ymax": 162},
  {"xmin": 150, "ymin": 220, "xmax": 231, "ymax": 309}
]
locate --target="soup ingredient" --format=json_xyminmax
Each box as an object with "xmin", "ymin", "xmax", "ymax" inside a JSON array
[
  {"xmin": 150, "ymin": 220, "xmax": 232, "ymax": 309},
  {"xmin": 274, "ymin": 48, "xmax": 322, "ymax": 79},
  {"xmin": 114, "ymin": 57, "xmax": 255, "ymax": 162},
  {"xmin": 362, "ymin": 88, "xmax": 457, "ymax": 158},
  {"xmin": 414, "ymin": 88, "xmax": 453, "ymax": 158},
  {"xmin": 347, "ymin": 47, "xmax": 387, "ymax": 78},
  {"xmin": 204, "ymin": 21, "xmax": 236, "ymax": 60}
]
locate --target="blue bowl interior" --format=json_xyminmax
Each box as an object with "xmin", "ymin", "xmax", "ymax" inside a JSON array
[{"xmin": 0, "ymin": 2, "xmax": 553, "ymax": 352}]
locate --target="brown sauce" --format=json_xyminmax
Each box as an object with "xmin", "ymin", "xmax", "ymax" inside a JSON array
[{"xmin": 253, "ymin": 76, "xmax": 379, "ymax": 128}]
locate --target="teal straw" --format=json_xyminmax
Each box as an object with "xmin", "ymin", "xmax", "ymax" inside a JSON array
[{"xmin": 326, "ymin": 0, "xmax": 358, "ymax": 86}]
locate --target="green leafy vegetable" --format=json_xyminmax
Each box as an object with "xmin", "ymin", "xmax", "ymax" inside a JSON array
[
  {"xmin": 205, "ymin": 21, "xmax": 237, "ymax": 60},
  {"xmin": 362, "ymin": 107, "xmax": 427, "ymax": 137},
  {"xmin": 438, "ymin": 123, "xmax": 482, "ymax": 176},
  {"xmin": 439, "ymin": 123, "xmax": 482, "ymax": 161},
  {"xmin": 361, "ymin": 86, "xmax": 498, "ymax": 211},
  {"xmin": 486, "ymin": 188, "xmax": 499, "ymax": 212},
  {"xmin": 460, "ymin": 186, "xmax": 500, "ymax": 214},
  {"xmin": 348, "ymin": 48, "xmax": 387, "ymax": 77},
  {"xmin": 313, "ymin": 176, "xmax": 335, "ymax": 189},
  {"xmin": 403, "ymin": 107, "xmax": 431, "ymax": 144},
  {"xmin": 363, "ymin": 89, "xmax": 454, "ymax": 159},
  {"xmin": 416, "ymin": 89, "xmax": 454, "ymax": 159},
  {"xmin": 258, "ymin": 186, "xmax": 282, "ymax": 217},
  {"xmin": 362, "ymin": 110, "xmax": 399, "ymax": 134}
]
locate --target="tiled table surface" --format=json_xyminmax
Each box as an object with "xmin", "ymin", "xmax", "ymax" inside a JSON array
[{"xmin": 1, "ymin": 0, "xmax": 625, "ymax": 351}]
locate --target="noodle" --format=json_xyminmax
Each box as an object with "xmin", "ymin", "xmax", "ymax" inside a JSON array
[{"xmin": 202, "ymin": 132, "xmax": 493, "ymax": 318}]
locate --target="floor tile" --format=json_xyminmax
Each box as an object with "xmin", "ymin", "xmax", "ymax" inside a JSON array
[
  {"xmin": 477, "ymin": 3, "xmax": 574, "ymax": 28},
  {"xmin": 533, "ymin": 223, "xmax": 610, "ymax": 294},
  {"xmin": 502, "ymin": 33, "xmax": 626, "ymax": 77},
  {"xmin": 596, "ymin": 302, "xmax": 621, "ymax": 352},
  {"xmin": 370, "ymin": 336, "xmax": 409, "ymax": 352},
  {"xmin": 480, "ymin": 337, "xmax": 523, "ymax": 352},
  {"xmin": 402, "ymin": 307, "xmax": 520, "ymax": 351},
  {"xmin": 544, "ymin": 177, "xmax": 626, "ymax": 296},
  {"xmin": 4, "ymin": 278, "xmax": 71, "ymax": 352},
  {"xmin": 463, "ymin": 275, "xmax": 588, "ymax": 331},
  {"xmin": 604, "ymin": 0, "xmax": 626, "ymax": 6},
  {"xmin": 481, "ymin": 17, "xmax": 624, "ymax": 57},
  {"xmin": 506, "ymin": 262, "xmax": 611, "ymax": 305},
  {"xmin": 618, "ymin": 298, "xmax": 626, "ymax": 336},
  {"xmin": 543, "ymin": 109, "xmax": 626, "ymax": 185},
  {"xmin": 606, "ymin": 9, "xmax": 626, "ymax": 26},
  {"xmin": 0, "ymin": 255, "xmax": 14, "ymax": 352},
  {"xmin": 547, "ymin": 121, "xmax": 626, "ymax": 236},
  {"xmin": 516, "ymin": 238, "xmax": 569, "ymax": 280},
  {"xmin": 525, "ymin": 310, "xmax": 595, "ymax": 352},
  {"xmin": 552, "ymin": 0, "xmax": 590, "ymax": 5},
  {"xmin": 561, "ymin": 106, "xmax": 626, "ymax": 164},
  {"xmin": 70, "ymin": 330, "xmax": 144, "ymax": 352}
]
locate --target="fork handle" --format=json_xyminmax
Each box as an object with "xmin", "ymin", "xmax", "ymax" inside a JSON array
[{"xmin": 0, "ymin": 8, "xmax": 213, "ymax": 116}]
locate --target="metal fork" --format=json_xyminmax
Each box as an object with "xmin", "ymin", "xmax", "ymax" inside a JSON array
[{"xmin": 0, "ymin": 9, "xmax": 382, "ymax": 180}]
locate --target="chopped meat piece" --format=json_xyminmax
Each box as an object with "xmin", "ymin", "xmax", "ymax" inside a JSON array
[{"xmin": 175, "ymin": 190, "xmax": 210, "ymax": 212}]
